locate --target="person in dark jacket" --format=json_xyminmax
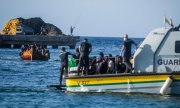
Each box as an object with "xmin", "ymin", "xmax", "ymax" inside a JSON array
[
  {"xmin": 96, "ymin": 52, "xmax": 106, "ymax": 74},
  {"xmin": 89, "ymin": 56, "xmax": 97, "ymax": 75},
  {"xmin": 77, "ymin": 38, "xmax": 92, "ymax": 75},
  {"xmin": 120, "ymin": 34, "xmax": 137, "ymax": 69},
  {"xmin": 59, "ymin": 47, "xmax": 71, "ymax": 86},
  {"xmin": 75, "ymin": 47, "xmax": 80, "ymax": 65},
  {"xmin": 116, "ymin": 55, "xmax": 126, "ymax": 73}
]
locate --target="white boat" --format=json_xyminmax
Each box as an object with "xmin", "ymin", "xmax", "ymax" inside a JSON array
[{"xmin": 63, "ymin": 19, "xmax": 180, "ymax": 95}]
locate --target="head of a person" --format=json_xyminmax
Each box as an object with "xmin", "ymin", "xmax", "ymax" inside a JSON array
[
  {"xmin": 92, "ymin": 56, "xmax": 97, "ymax": 63},
  {"xmin": 109, "ymin": 54, "xmax": 112, "ymax": 57},
  {"xmin": 99, "ymin": 52, "xmax": 104, "ymax": 58},
  {"xmin": 118, "ymin": 56, "xmax": 123, "ymax": 63},
  {"xmin": 105, "ymin": 56, "xmax": 109, "ymax": 61},
  {"xmin": 83, "ymin": 38, "xmax": 88, "ymax": 43},
  {"xmin": 61, "ymin": 47, "xmax": 65, "ymax": 52},
  {"xmin": 76, "ymin": 47, "xmax": 80, "ymax": 53},
  {"xmin": 109, "ymin": 54, "xmax": 113, "ymax": 60},
  {"xmin": 123, "ymin": 34, "xmax": 128, "ymax": 41}
]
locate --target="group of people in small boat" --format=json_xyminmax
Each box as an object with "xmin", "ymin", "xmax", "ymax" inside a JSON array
[
  {"xmin": 59, "ymin": 34, "xmax": 137, "ymax": 85},
  {"xmin": 20, "ymin": 43, "xmax": 50, "ymax": 60},
  {"xmin": 88, "ymin": 53, "xmax": 127, "ymax": 75}
]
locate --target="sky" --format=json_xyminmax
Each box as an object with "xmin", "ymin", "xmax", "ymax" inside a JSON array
[{"xmin": 0, "ymin": 0, "xmax": 180, "ymax": 37}]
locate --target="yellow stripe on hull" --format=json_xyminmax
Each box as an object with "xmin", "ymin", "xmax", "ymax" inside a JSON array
[{"xmin": 66, "ymin": 73, "xmax": 180, "ymax": 87}]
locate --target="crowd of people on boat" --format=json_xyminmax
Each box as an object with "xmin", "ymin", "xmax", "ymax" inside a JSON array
[
  {"xmin": 19, "ymin": 44, "xmax": 50, "ymax": 60},
  {"xmin": 59, "ymin": 34, "xmax": 137, "ymax": 85},
  {"xmin": 88, "ymin": 53, "xmax": 126, "ymax": 75}
]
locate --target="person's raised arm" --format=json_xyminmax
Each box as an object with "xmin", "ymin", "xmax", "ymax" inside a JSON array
[{"xmin": 133, "ymin": 41, "xmax": 138, "ymax": 49}]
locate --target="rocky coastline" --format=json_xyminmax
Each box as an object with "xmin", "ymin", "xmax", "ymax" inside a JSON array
[{"xmin": 1, "ymin": 17, "xmax": 66, "ymax": 36}]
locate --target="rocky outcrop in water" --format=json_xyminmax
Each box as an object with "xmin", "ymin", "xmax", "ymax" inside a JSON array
[{"xmin": 1, "ymin": 17, "xmax": 64, "ymax": 36}]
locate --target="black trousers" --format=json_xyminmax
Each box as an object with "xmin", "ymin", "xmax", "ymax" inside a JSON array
[
  {"xmin": 124, "ymin": 56, "xmax": 131, "ymax": 64},
  {"xmin": 59, "ymin": 63, "xmax": 68, "ymax": 86},
  {"xmin": 123, "ymin": 55, "xmax": 132, "ymax": 71},
  {"xmin": 77, "ymin": 53, "xmax": 89, "ymax": 75}
]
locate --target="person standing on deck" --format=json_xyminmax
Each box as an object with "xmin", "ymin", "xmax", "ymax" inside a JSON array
[
  {"xmin": 120, "ymin": 34, "xmax": 137, "ymax": 70},
  {"xmin": 70, "ymin": 26, "xmax": 75, "ymax": 36},
  {"xmin": 77, "ymin": 38, "xmax": 92, "ymax": 75},
  {"xmin": 59, "ymin": 47, "xmax": 71, "ymax": 86},
  {"xmin": 107, "ymin": 54, "xmax": 115, "ymax": 74},
  {"xmin": 75, "ymin": 47, "xmax": 80, "ymax": 65}
]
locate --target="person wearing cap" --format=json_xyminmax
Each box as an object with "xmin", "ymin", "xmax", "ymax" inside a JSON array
[
  {"xmin": 120, "ymin": 34, "xmax": 137, "ymax": 70},
  {"xmin": 59, "ymin": 47, "xmax": 71, "ymax": 86},
  {"xmin": 77, "ymin": 38, "xmax": 92, "ymax": 75}
]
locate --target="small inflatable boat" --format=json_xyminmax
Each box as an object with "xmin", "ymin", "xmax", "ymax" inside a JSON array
[{"xmin": 20, "ymin": 48, "xmax": 50, "ymax": 61}]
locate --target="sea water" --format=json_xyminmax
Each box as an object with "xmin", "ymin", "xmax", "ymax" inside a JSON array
[{"xmin": 0, "ymin": 37, "xmax": 180, "ymax": 108}]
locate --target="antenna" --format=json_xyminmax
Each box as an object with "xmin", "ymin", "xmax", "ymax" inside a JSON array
[
  {"xmin": 70, "ymin": 14, "xmax": 82, "ymax": 36},
  {"xmin": 170, "ymin": 17, "xmax": 174, "ymax": 27},
  {"xmin": 74, "ymin": 14, "xmax": 82, "ymax": 28},
  {"xmin": 164, "ymin": 16, "xmax": 174, "ymax": 28}
]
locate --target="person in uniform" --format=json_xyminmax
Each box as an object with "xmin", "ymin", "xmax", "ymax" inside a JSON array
[
  {"xmin": 120, "ymin": 34, "xmax": 137, "ymax": 70},
  {"xmin": 75, "ymin": 47, "xmax": 80, "ymax": 65},
  {"xmin": 59, "ymin": 47, "xmax": 71, "ymax": 86},
  {"xmin": 77, "ymin": 38, "xmax": 92, "ymax": 75}
]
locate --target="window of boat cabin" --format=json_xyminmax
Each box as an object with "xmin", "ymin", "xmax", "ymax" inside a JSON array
[{"xmin": 175, "ymin": 41, "xmax": 180, "ymax": 53}]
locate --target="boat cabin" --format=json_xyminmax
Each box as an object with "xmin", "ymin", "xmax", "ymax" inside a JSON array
[{"xmin": 133, "ymin": 26, "xmax": 180, "ymax": 73}]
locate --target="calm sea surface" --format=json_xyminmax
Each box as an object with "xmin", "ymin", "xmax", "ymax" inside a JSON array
[{"xmin": 0, "ymin": 37, "xmax": 180, "ymax": 108}]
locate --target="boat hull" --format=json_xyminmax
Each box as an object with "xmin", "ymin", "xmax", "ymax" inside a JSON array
[
  {"xmin": 65, "ymin": 73, "xmax": 180, "ymax": 95},
  {"xmin": 20, "ymin": 49, "xmax": 32, "ymax": 60}
]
